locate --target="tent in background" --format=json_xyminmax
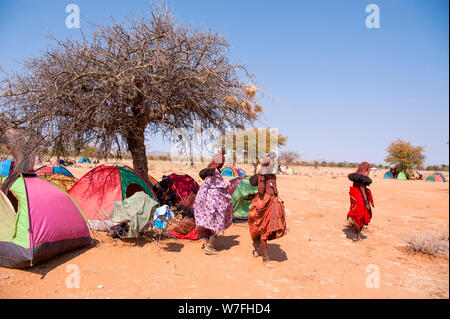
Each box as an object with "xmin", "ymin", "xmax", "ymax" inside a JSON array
[
  {"xmin": 68, "ymin": 165, "xmax": 157, "ymax": 230},
  {"xmin": 221, "ymin": 166, "xmax": 239, "ymax": 178},
  {"xmin": 397, "ymin": 172, "xmax": 407, "ymax": 180},
  {"xmin": 34, "ymin": 165, "xmax": 74, "ymax": 178},
  {"xmin": 0, "ymin": 159, "xmax": 14, "ymax": 177},
  {"xmin": 383, "ymin": 171, "xmax": 393, "ymax": 179},
  {"xmin": 425, "ymin": 172, "xmax": 446, "ymax": 182},
  {"xmin": 0, "ymin": 175, "xmax": 91, "ymax": 268},
  {"xmin": 78, "ymin": 156, "xmax": 91, "ymax": 164},
  {"xmin": 286, "ymin": 167, "xmax": 295, "ymax": 175},
  {"xmin": 236, "ymin": 168, "xmax": 246, "ymax": 177}
]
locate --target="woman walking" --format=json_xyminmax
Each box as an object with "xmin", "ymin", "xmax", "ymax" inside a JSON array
[
  {"xmin": 248, "ymin": 152, "xmax": 287, "ymax": 268},
  {"xmin": 194, "ymin": 152, "xmax": 234, "ymax": 255},
  {"xmin": 347, "ymin": 162, "xmax": 374, "ymax": 240}
]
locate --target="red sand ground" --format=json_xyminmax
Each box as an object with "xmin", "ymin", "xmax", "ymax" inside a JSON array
[{"xmin": 0, "ymin": 163, "xmax": 448, "ymax": 299}]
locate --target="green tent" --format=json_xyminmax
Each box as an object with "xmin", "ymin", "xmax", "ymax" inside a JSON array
[
  {"xmin": 397, "ymin": 172, "xmax": 407, "ymax": 180},
  {"xmin": 232, "ymin": 178, "xmax": 258, "ymax": 219}
]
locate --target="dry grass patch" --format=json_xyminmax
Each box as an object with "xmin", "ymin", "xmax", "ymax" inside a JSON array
[{"xmin": 405, "ymin": 231, "xmax": 449, "ymax": 257}]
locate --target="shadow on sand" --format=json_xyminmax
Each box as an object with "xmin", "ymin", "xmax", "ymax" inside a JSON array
[
  {"xmin": 23, "ymin": 241, "xmax": 98, "ymax": 280},
  {"xmin": 267, "ymin": 243, "xmax": 288, "ymax": 262},
  {"xmin": 215, "ymin": 235, "xmax": 240, "ymax": 252},
  {"xmin": 342, "ymin": 225, "xmax": 367, "ymax": 241}
]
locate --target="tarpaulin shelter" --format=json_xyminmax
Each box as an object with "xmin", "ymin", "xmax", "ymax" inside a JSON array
[
  {"xmin": 0, "ymin": 175, "xmax": 91, "ymax": 268},
  {"xmin": 104, "ymin": 191, "xmax": 158, "ymax": 238},
  {"xmin": 68, "ymin": 165, "xmax": 157, "ymax": 230}
]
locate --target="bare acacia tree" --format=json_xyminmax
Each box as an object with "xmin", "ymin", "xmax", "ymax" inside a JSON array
[
  {"xmin": 0, "ymin": 3, "xmax": 262, "ymax": 180},
  {"xmin": 279, "ymin": 150, "xmax": 301, "ymax": 166}
]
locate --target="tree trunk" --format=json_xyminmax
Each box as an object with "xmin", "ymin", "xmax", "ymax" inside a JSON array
[
  {"xmin": 252, "ymin": 163, "xmax": 258, "ymax": 175},
  {"xmin": 125, "ymin": 128, "xmax": 149, "ymax": 183}
]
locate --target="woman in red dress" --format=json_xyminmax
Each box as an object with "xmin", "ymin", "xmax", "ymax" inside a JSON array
[{"xmin": 347, "ymin": 162, "xmax": 374, "ymax": 240}]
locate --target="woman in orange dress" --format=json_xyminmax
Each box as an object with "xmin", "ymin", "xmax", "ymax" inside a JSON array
[
  {"xmin": 347, "ymin": 162, "xmax": 374, "ymax": 240},
  {"xmin": 248, "ymin": 152, "xmax": 287, "ymax": 268}
]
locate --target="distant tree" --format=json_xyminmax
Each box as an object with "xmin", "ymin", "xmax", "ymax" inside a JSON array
[
  {"xmin": 385, "ymin": 139, "xmax": 425, "ymax": 179},
  {"xmin": 440, "ymin": 164, "xmax": 449, "ymax": 171},
  {"xmin": 279, "ymin": 150, "xmax": 301, "ymax": 166},
  {"xmin": 320, "ymin": 161, "xmax": 327, "ymax": 167},
  {"xmin": 328, "ymin": 161, "xmax": 336, "ymax": 167},
  {"xmin": 222, "ymin": 128, "xmax": 287, "ymax": 174}
]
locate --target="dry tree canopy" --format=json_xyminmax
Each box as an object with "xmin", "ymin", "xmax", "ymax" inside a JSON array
[{"xmin": 0, "ymin": 3, "xmax": 262, "ymax": 178}]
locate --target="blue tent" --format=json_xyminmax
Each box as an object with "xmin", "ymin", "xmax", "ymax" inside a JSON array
[
  {"xmin": 0, "ymin": 159, "xmax": 13, "ymax": 177},
  {"xmin": 78, "ymin": 156, "xmax": 91, "ymax": 164},
  {"xmin": 383, "ymin": 171, "xmax": 393, "ymax": 179},
  {"xmin": 34, "ymin": 165, "xmax": 74, "ymax": 178}
]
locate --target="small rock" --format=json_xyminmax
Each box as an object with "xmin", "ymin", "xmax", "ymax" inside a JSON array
[
  {"xmin": 98, "ymin": 285, "xmax": 103, "ymax": 289},
  {"xmin": 2, "ymin": 275, "xmax": 9, "ymax": 279}
]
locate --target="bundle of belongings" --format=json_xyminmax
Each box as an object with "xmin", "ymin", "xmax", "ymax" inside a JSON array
[
  {"xmin": 153, "ymin": 175, "xmax": 176, "ymax": 206},
  {"xmin": 153, "ymin": 205, "xmax": 175, "ymax": 229},
  {"xmin": 167, "ymin": 190, "xmax": 202, "ymax": 240},
  {"xmin": 105, "ymin": 191, "xmax": 159, "ymax": 238}
]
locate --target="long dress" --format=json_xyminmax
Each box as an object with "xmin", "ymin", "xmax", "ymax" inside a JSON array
[
  {"xmin": 248, "ymin": 174, "xmax": 287, "ymax": 242},
  {"xmin": 193, "ymin": 169, "xmax": 234, "ymax": 236},
  {"xmin": 347, "ymin": 185, "xmax": 374, "ymax": 228}
]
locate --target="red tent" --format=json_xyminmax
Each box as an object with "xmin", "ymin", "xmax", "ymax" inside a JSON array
[{"xmin": 167, "ymin": 173, "xmax": 199, "ymax": 204}]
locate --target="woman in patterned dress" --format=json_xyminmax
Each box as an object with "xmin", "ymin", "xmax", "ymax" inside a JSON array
[{"xmin": 194, "ymin": 152, "xmax": 234, "ymax": 255}]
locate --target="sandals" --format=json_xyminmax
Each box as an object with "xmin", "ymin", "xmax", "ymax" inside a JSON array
[{"xmin": 252, "ymin": 242, "xmax": 261, "ymax": 257}]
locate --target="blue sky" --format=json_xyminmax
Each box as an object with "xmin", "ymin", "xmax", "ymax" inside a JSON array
[{"xmin": 0, "ymin": 0, "xmax": 448, "ymax": 165}]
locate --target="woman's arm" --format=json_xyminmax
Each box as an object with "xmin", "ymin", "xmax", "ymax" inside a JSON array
[{"xmin": 359, "ymin": 185, "xmax": 371, "ymax": 211}]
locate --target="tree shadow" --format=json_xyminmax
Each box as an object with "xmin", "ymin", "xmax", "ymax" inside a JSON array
[
  {"xmin": 215, "ymin": 235, "xmax": 240, "ymax": 252},
  {"xmin": 267, "ymin": 243, "xmax": 288, "ymax": 262},
  {"xmin": 342, "ymin": 224, "xmax": 367, "ymax": 241},
  {"xmin": 23, "ymin": 242, "xmax": 97, "ymax": 280}
]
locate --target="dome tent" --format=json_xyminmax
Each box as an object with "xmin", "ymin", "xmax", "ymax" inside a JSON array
[
  {"xmin": 231, "ymin": 177, "xmax": 258, "ymax": 219},
  {"xmin": 34, "ymin": 165, "xmax": 74, "ymax": 178},
  {"xmin": 68, "ymin": 165, "xmax": 157, "ymax": 230},
  {"xmin": 0, "ymin": 159, "xmax": 14, "ymax": 177},
  {"xmin": 221, "ymin": 166, "xmax": 239, "ymax": 178},
  {"xmin": 425, "ymin": 172, "xmax": 446, "ymax": 182},
  {"xmin": 383, "ymin": 171, "xmax": 393, "ymax": 179},
  {"xmin": 78, "ymin": 156, "xmax": 91, "ymax": 164},
  {"xmin": 0, "ymin": 175, "xmax": 91, "ymax": 268},
  {"xmin": 397, "ymin": 172, "xmax": 407, "ymax": 180}
]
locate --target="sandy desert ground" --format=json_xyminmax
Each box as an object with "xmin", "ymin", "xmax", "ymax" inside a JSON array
[{"xmin": 0, "ymin": 160, "xmax": 448, "ymax": 299}]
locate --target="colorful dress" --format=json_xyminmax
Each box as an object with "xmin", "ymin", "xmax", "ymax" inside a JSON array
[
  {"xmin": 193, "ymin": 169, "xmax": 234, "ymax": 236},
  {"xmin": 248, "ymin": 174, "xmax": 287, "ymax": 242}
]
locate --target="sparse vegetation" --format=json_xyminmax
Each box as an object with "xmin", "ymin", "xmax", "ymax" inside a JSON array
[{"xmin": 405, "ymin": 231, "xmax": 449, "ymax": 257}]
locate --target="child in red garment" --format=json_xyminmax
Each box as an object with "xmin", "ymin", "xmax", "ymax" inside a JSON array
[{"xmin": 347, "ymin": 162, "xmax": 374, "ymax": 240}]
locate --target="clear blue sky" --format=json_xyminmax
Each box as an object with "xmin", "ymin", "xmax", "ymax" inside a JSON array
[{"xmin": 0, "ymin": 0, "xmax": 448, "ymax": 165}]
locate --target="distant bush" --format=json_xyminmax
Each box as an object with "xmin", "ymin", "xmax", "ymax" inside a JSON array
[{"xmin": 405, "ymin": 232, "xmax": 449, "ymax": 257}]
